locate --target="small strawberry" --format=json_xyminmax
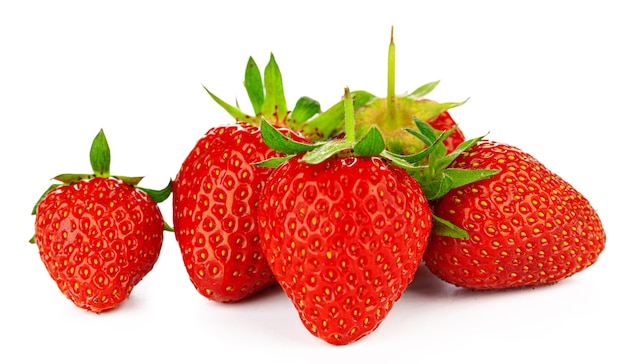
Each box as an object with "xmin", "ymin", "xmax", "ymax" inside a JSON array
[
  {"xmin": 172, "ymin": 55, "xmax": 317, "ymax": 303},
  {"xmin": 31, "ymin": 129, "xmax": 171, "ymax": 313},
  {"xmin": 257, "ymin": 88, "xmax": 432, "ymax": 345},
  {"xmin": 303, "ymin": 27, "xmax": 466, "ymax": 155},
  {"xmin": 424, "ymin": 140, "xmax": 606, "ymax": 289}
]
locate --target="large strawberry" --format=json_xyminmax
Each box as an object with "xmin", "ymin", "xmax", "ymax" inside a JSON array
[
  {"xmin": 257, "ymin": 89, "xmax": 433, "ymax": 345},
  {"xmin": 424, "ymin": 140, "xmax": 606, "ymax": 289},
  {"xmin": 172, "ymin": 55, "xmax": 318, "ymax": 303},
  {"xmin": 31, "ymin": 129, "xmax": 171, "ymax": 313},
  {"xmin": 303, "ymin": 27, "xmax": 466, "ymax": 155}
]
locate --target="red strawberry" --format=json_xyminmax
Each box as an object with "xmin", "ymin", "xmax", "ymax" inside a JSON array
[
  {"xmin": 172, "ymin": 55, "xmax": 318, "ymax": 303},
  {"xmin": 257, "ymin": 88, "xmax": 432, "ymax": 345},
  {"xmin": 31, "ymin": 130, "xmax": 171, "ymax": 313},
  {"xmin": 424, "ymin": 140, "xmax": 606, "ymax": 289},
  {"xmin": 173, "ymin": 123, "xmax": 307, "ymax": 302}
]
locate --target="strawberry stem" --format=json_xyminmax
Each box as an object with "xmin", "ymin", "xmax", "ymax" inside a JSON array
[
  {"xmin": 344, "ymin": 87, "xmax": 356, "ymax": 143},
  {"xmin": 386, "ymin": 26, "xmax": 397, "ymax": 129}
]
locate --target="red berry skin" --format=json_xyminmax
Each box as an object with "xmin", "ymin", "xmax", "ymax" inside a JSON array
[
  {"xmin": 425, "ymin": 140, "xmax": 606, "ymax": 290},
  {"xmin": 428, "ymin": 110, "xmax": 465, "ymax": 153},
  {"xmin": 258, "ymin": 156, "xmax": 432, "ymax": 345},
  {"xmin": 172, "ymin": 123, "xmax": 306, "ymax": 303},
  {"xmin": 33, "ymin": 177, "xmax": 165, "ymax": 313}
]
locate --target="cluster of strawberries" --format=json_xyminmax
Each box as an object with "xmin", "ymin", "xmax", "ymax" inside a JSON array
[{"xmin": 31, "ymin": 31, "xmax": 606, "ymax": 346}]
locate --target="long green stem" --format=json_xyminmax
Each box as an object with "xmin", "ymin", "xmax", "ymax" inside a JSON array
[
  {"xmin": 344, "ymin": 87, "xmax": 356, "ymax": 143},
  {"xmin": 386, "ymin": 27, "xmax": 397, "ymax": 128}
]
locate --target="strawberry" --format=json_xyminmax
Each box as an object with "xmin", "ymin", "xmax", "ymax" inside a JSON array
[
  {"xmin": 304, "ymin": 27, "xmax": 466, "ymax": 155},
  {"xmin": 257, "ymin": 89, "xmax": 432, "ymax": 345},
  {"xmin": 31, "ymin": 130, "xmax": 171, "ymax": 313},
  {"xmin": 172, "ymin": 55, "xmax": 318, "ymax": 303},
  {"xmin": 424, "ymin": 140, "xmax": 606, "ymax": 289}
]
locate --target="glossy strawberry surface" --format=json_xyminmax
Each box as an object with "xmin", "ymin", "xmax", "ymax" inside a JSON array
[
  {"xmin": 426, "ymin": 140, "xmax": 606, "ymax": 289},
  {"xmin": 172, "ymin": 123, "xmax": 306, "ymax": 302},
  {"xmin": 258, "ymin": 156, "xmax": 432, "ymax": 345},
  {"xmin": 34, "ymin": 177, "xmax": 165, "ymax": 312}
]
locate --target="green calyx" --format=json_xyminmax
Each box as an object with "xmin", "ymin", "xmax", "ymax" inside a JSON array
[
  {"xmin": 404, "ymin": 118, "xmax": 498, "ymax": 201},
  {"xmin": 52, "ymin": 128, "xmax": 116, "ymax": 184},
  {"xmin": 308, "ymin": 27, "xmax": 468, "ymax": 154},
  {"xmin": 204, "ymin": 54, "xmax": 322, "ymax": 131},
  {"xmin": 258, "ymin": 87, "xmax": 392, "ymax": 167},
  {"xmin": 401, "ymin": 117, "xmax": 500, "ymax": 238},
  {"xmin": 259, "ymin": 87, "xmax": 452, "ymax": 170},
  {"xmin": 30, "ymin": 129, "xmax": 173, "ymax": 237}
]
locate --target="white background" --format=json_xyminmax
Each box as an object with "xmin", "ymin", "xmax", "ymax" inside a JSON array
[{"xmin": 2, "ymin": 1, "xmax": 624, "ymax": 363}]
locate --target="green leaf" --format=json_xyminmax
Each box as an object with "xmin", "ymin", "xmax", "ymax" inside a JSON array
[
  {"xmin": 404, "ymin": 118, "xmax": 442, "ymax": 147},
  {"xmin": 409, "ymin": 80, "xmax": 440, "ymax": 99},
  {"xmin": 410, "ymin": 98, "xmax": 469, "ymax": 121},
  {"xmin": 432, "ymin": 214, "xmax": 469, "ymax": 239},
  {"xmin": 53, "ymin": 173, "xmax": 93, "ymax": 184},
  {"xmin": 290, "ymin": 96, "xmax": 321, "ymax": 128},
  {"xmin": 414, "ymin": 117, "xmax": 440, "ymax": 145},
  {"xmin": 418, "ymin": 171, "xmax": 454, "ymax": 201},
  {"xmin": 354, "ymin": 126, "xmax": 385, "ymax": 157},
  {"xmin": 442, "ymin": 168, "xmax": 500, "ymax": 190},
  {"xmin": 403, "ymin": 128, "xmax": 432, "ymax": 147},
  {"xmin": 262, "ymin": 54, "xmax": 288, "ymax": 121},
  {"xmin": 404, "ymin": 117, "xmax": 456, "ymax": 151},
  {"xmin": 115, "ymin": 175, "xmax": 145, "ymax": 186},
  {"xmin": 417, "ymin": 167, "xmax": 499, "ymax": 200},
  {"xmin": 380, "ymin": 150, "xmax": 423, "ymax": 171},
  {"xmin": 244, "ymin": 57, "xmax": 264, "ymax": 115},
  {"xmin": 434, "ymin": 133, "xmax": 488, "ymax": 172},
  {"xmin": 164, "ymin": 221, "xmax": 174, "ymax": 232},
  {"xmin": 90, "ymin": 129, "xmax": 111, "ymax": 177},
  {"xmin": 254, "ymin": 155, "xmax": 294, "ymax": 168},
  {"xmin": 203, "ymin": 85, "xmax": 250, "ymax": 121},
  {"xmin": 386, "ymin": 131, "xmax": 447, "ymax": 165},
  {"xmin": 260, "ymin": 119, "xmax": 319, "ymax": 154},
  {"xmin": 301, "ymin": 139, "xmax": 352, "ymax": 164},
  {"xmin": 137, "ymin": 179, "xmax": 173, "ymax": 203},
  {"xmin": 429, "ymin": 141, "xmax": 448, "ymax": 166}
]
